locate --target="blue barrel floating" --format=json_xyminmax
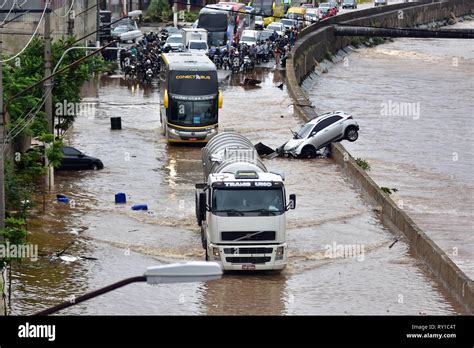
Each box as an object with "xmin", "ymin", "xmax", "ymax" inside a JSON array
[
  {"xmin": 57, "ymin": 194, "xmax": 69, "ymax": 204},
  {"xmin": 115, "ymin": 192, "xmax": 127, "ymax": 204},
  {"xmin": 131, "ymin": 204, "xmax": 148, "ymax": 211}
]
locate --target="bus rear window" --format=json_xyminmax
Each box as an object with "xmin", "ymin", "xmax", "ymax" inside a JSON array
[{"xmin": 198, "ymin": 14, "xmax": 228, "ymax": 31}]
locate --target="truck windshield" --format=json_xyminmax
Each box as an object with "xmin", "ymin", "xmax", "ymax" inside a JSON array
[{"xmin": 212, "ymin": 188, "xmax": 284, "ymax": 215}]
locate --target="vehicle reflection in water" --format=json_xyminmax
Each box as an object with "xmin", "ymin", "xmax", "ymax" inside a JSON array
[{"xmin": 204, "ymin": 273, "xmax": 286, "ymax": 315}]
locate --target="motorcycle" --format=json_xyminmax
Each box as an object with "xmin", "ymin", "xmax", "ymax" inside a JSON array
[
  {"xmin": 213, "ymin": 54, "xmax": 223, "ymax": 69},
  {"xmin": 242, "ymin": 55, "xmax": 254, "ymax": 72},
  {"xmin": 231, "ymin": 56, "xmax": 240, "ymax": 74},
  {"xmin": 222, "ymin": 55, "xmax": 230, "ymax": 70},
  {"xmin": 144, "ymin": 68, "xmax": 153, "ymax": 84}
]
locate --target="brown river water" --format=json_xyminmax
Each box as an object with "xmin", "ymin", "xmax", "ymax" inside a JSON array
[
  {"xmin": 304, "ymin": 20, "xmax": 474, "ymax": 280},
  {"xmin": 8, "ymin": 48, "xmax": 462, "ymax": 314}
]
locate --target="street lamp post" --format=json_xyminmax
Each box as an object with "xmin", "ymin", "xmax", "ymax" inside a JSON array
[{"xmin": 33, "ymin": 261, "xmax": 222, "ymax": 316}]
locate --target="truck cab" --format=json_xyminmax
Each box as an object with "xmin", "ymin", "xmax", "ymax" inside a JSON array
[{"xmin": 195, "ymin": 133, "xmax": 296, "ymax": 271}]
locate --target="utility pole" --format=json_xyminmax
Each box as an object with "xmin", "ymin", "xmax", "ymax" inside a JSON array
[
  {"xmin": 96, "ymin": 0, "xmax": 100, "ymax": 47},
  {"xmin": 44, "ymin": 1, "xmax": 54, "ymax": 191},
  {"xmin": 67, "ymin": 0, "xmax": 75, "ymax": 36},
  {"xmin": 173, "ymin": 1, "xmax": 178, "ymax": 28},
  {"xmin": 0, "ymin": 23, "xmax": 5, "ymax": 230}
]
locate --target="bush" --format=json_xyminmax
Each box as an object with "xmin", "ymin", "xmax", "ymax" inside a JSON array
[
  {"xmin": 355, "ymin": 157, "xmax": 371, "ymax": 171},
  {"xmin": 184, "ymin": 11, "xmax": 199, "ymax": 23},
  {"xmin": 381, "ymin": 187, "xmax": 399, "ymax": 195},
  {"xmin": 147, "ymin": 0, "xmax": 172, "ymax": 22}
]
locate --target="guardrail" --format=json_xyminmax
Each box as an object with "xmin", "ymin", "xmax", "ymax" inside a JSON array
[{"xmin": 285, "ymin": 0, "xmax": 474, "ymax": 313}]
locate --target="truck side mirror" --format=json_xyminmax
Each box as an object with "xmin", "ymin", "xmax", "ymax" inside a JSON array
[
  {"xmin": 287, "ymin": 194, "xmax": 296, "ymax": 210},
  {"xmin": 199, "ymin": 192, "xmax": 208, "ymax": 222}
]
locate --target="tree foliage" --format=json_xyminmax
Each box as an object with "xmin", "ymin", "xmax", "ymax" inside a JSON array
[
  {"xmin": 147, "ymin": 0, "xmax": 172, "ymax": 21},
  {"xmin": 1, "ymin": 36, "xmax": 106, "ymax": 219}
]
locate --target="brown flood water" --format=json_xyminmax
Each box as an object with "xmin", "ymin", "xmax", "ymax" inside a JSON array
[
  {"xmin": 304, "ymin": 20, "xmax": 474, "ymax": 280},
  {"xmin": 9, "ymin": 64, "xmax": 460, "ymax": 315}
]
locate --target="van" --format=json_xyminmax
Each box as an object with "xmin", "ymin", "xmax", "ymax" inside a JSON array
[{"xmin": 240, "ymin": 29, "xmax": 259, "ymax": 46}]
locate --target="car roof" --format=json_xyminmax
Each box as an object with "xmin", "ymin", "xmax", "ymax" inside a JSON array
[{"xmin": 308, "ymin": 111, "xmax": 350, "ymax": 124}]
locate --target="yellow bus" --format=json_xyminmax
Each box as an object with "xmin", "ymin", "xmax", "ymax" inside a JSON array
[
  {"xmin": 249, "ymin": 0, "xmax": 285, "ymax": 27},
  {"xmin": 160, "ymin": 53, "xmax": 223, "ymax": 143}
]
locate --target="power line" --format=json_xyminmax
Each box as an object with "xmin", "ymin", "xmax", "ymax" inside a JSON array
[
  {"xmin": 75, "ymin": 2, "xmax": 99, "ymax": 18},
  {"xmin": 0, "ymin": 0, "xmax": 16, "ymax": 25},
  {"xmin": 6, "ymin": 40, "xmax": 116, "ymax": 105},
  {"xmin": 53, "ymin": 0, "xmax": 75, "ymax": 18},
  {"xmin": 1, "ymin": 90, "xmax": 50, "ymax": 152},
  {"xmin": 2, "ymin": 10, "xmax": 30, "ymax": 25},
  {"xmin": 0, "ymin": 0, "xmax": 49, "ymax": 63}
]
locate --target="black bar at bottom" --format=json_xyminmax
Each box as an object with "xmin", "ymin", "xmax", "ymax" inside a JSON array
[{"xmin": 0, "ymin": 315, "xmax": 472, "ymax": 346}]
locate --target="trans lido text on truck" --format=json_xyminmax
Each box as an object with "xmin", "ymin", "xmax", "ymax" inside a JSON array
[
  {"xmin": 195, "ymin": 132, "xmax": 296, "ymax": 271},
  {"xmin": 160, "ymin": 52, "xmax": 223, "ymax": 143}
]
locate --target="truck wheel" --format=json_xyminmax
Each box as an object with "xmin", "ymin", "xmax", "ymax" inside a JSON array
[
  {"xmin": 300, "ymin": 146, "xmax": 317, "ymax": 159},
  {"xmin": 201, "ymin": 227, "xmax": 206, "ymax": 249}
]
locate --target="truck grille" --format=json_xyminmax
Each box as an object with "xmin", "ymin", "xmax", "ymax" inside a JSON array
[
  {"xmin": 221, "ymin": 231, "xmax": 276, "ymax": 241},
  {"xmin": 225, "ymin": 257, "xmax": 271, "ymax": 264},
  {"xmin": 223, "ymin": 247, "xmax": 274, "ymax": 254}
]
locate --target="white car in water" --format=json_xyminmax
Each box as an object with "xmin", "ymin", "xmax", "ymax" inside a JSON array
[{"xmin": 278, "ymin": 111, "xmax": 359, "ymax": 158}]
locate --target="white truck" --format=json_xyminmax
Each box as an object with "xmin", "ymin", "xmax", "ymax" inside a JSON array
[
  {"xmin": 182, "ymin": 28, "xmax": 208, "ymax": 51},
  {"xmin": 195, "ymin": 132, "xmax": 296, "ymax": 271}
]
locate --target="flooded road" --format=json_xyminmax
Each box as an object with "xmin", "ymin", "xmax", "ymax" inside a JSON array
[
  {"xmin": 10, "ymin": 65, "xmax": 460, "ymax": 314},
  {"xmin": 304, "ymin": 20, "xmax": 474, "ymax": 280}
]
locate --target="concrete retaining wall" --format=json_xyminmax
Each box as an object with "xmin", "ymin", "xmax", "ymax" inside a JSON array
[{"xmin": 286, "ymin": 0, "xmax": 474, "ymax": 313}]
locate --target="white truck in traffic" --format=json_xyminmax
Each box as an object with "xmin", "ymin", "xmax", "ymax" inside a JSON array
[
  {"xmin": 182, "ymin": 28, "xmax": 208, "ymax": 52},
  {"xmin": 195, "ymin": 132, "xmax": 296, "ymax": 271}
]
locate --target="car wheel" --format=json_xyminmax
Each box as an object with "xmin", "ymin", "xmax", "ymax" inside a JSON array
[
  {"xmin": 300, "ymin": 146, "xmax": 317, "ymax": 159},
  {"xmin": 345, "ymin": 127, "xmax": 359, "ymax": 142},
  {"xmin": 90, "ymin": 162, "xmax": 99, "ymax": 170}
]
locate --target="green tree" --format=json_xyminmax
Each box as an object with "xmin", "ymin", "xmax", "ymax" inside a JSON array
[
  {"xmin": 1, "ymin": 36, "xmax": 106, "ymax": 220},
  {"xmin": 147, "ymin": 0, "xmax": 172, "ymax": 21}
]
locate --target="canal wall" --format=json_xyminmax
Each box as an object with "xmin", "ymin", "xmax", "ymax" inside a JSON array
[{"xmin": 286, "ymin": 0, "xmax": 474, "ymax": 313}]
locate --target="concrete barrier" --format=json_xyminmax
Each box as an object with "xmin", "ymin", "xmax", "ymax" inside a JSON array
[{"xmin": 286, "ymin": 0, "xmax": 474, "ymax": 313}]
